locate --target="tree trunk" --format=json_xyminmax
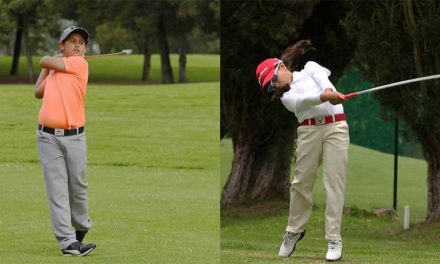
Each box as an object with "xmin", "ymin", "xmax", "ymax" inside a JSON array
[
  {"xmin": 404, "ymin": 0, "xmax": 440, "ymax": 222},
  {"xmin": 220, "ymin": 123, "xmax": 228, "ymax": 139},
  {"xmin": 420, "ymin": 132, "xmax": 440, "ymax": 222},
  {"xmin": 23, "ymin": 23, "xmax": 34, "ymax": 82},
  {"xmin": 178, "ymin": 34, "xmax": 188, "ymax": 83},
  {"xmin": 426, "ymin": 156, "xmax": 440, "ymax": 222},
  {"xmin": 10, "ymin": 15, "xmax": 24, "ymax": 76},
  {"xmin": 251, "ymin": 124, "xmax": 295, "ymax": 200},
  {"xmin": 221, "ymin": 131, "xmax": 255, "ymax": 206},
  {"xmin": 141, "ymin": 36, "xmax": 151, "ymax": 81},
  {"xmin": 221, "ymin": 116, "xmax": 296, "ymax": 207},
  {"xmin": 157, "ymin": 14, "xmax": 174, "ymax": 84}
]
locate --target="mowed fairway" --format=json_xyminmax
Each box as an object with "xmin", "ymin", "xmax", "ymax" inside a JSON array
[
  {"xmin": 0, "ymin": 54, "xmax": 220, "ymax": 83},
  {"xmin": 0, "ymin": 82, "xmax": 219, "ymax": 263},
  {"xmin": 221, "ymin": 139, "xmax": 440, "ymax": 263}
]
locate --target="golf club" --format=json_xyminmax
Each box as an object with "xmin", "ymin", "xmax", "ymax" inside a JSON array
[
  {"xmin": 344, "ymin": 74, "xmax": 440, "ymax": 99},
  {"xmin": 85, "ymin": 49, "xmax": 132, "ymax": 59}
]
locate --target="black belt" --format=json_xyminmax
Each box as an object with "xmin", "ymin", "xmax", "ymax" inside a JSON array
[{"xmin": 38, "ymin": 125, "xmax": 84, "ymax": 136}]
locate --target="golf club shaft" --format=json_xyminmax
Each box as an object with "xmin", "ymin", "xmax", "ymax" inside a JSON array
[
  {"xmin": 344, "ymin": 74, "xmax": 440, "ymax": 99},
  {"xmin": 85, "ymin": 52, "xmax": 126, "ymax": 59}
]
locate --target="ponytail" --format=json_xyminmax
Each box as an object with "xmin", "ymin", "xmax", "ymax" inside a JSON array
[{"xmin": 281, "ymin": 39, "xmax": 317, "ymax": 72}]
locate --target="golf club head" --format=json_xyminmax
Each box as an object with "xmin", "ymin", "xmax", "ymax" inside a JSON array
[{"xmin": 122, "ymin": 49, "xmax": 132, "ymax": 55}]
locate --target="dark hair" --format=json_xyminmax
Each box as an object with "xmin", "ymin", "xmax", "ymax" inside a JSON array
[
  {"xmin": 263, "ymin": 75, "xmax": 287, "ymax": 102},
  {"xmin": 281, "ymin": 39, "xmax": 317, "ymax": 72},
  {"xmin": 266, "ymin": 83, "xmax": 285, "ymax": 102}
]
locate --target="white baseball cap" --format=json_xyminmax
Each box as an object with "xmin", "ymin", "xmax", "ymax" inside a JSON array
[{"xmin": 59, "ymin": 26, "xmax": 89, "ymax": 43}]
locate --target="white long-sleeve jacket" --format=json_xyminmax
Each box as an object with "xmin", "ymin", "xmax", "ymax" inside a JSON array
[{"xmin": 280, "ymin": 61, "xmax": 344, "ymax": 123}]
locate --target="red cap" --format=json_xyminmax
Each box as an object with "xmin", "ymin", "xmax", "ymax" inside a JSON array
[{"xmin": 255, "ymin": 58, "xmax": 282, "ymax": 94}]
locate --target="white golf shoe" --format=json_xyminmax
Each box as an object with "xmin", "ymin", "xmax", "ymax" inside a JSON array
[
  {"xmin": 278, "ymin": 230, "xmax": 305, "ymax": 257},
  {"xmin": 325, "ymin": 240, "xmax": 343, "ymax": 262}
]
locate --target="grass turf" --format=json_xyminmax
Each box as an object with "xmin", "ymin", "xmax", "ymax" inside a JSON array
[
  {"xmin": 221, "ymin": 138, "xmax": 440, "ymax": 263},
  {"xmin": 0, "ymin": 54, "xmax": 220, "ymax": 83},
  {"xmin": 221, "ymin": 209, "xmax": 440, "ymax": 263},
  {"xmin": 0, "ymin": 82, "xmax": 219, "ymax": 263}
]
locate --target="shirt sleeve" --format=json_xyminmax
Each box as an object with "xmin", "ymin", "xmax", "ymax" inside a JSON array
[
  {"xmin": 63, "ymin": 56, "xmax": 88, "ymax": 77},
  {"xmin": 281, "ymin": 92, "xmax": 322, "ymax": 113},
  {"xmin": 304, "ymin": 61, "xmax": 336, "ymax": 91}
]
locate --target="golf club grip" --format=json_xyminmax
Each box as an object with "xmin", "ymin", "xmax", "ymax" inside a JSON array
[{"xmin": 344, "ymin": 92, "xmax": 358, "ymax": 99}]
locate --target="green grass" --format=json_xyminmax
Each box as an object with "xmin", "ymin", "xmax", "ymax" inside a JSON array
[
  {"xmin": 0, "ymin": 54, "xmax": 219, "ymax": 83},
  {"xmin": 221, "ymin": 209, "xmax": 440, "ymax": 263},
  {"xmin": 221, "ymin": 138, "xmax": 440, "ymax": 263},
  {"xmin": 0, "ymin": 83, "xmax": 219, "ymax": 263},
  {"xmin": 221, "ymin": 138, "xmax": 427, "ymax": 221}
]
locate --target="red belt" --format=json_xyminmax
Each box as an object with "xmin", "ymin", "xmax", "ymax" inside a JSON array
[{"xmin": 301, "ymin": 113, "xmax": 346, "ymax": 126}]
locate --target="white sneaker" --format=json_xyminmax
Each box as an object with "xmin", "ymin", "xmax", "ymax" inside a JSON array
[
  {"xmin": 278, "ymin": 230, "xmax": 306, "ymax": 257},
  {"xmin": 325, "ymin": 240, "xmax": 343, "ymax": 261}
]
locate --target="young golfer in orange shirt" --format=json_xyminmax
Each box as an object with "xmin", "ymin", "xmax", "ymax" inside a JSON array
[{"xmin": 35, "ymin": 26, "xmax": 96, "ymax": 256}]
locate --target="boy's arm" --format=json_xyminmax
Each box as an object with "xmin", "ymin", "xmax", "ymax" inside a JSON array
[
  {"xmin": 40, "ymin": 55, "xmax": 66, "ymax": 72},
  {"xmin": 35, "ymin": 68, "xmax": 50, "ymax": 99}
]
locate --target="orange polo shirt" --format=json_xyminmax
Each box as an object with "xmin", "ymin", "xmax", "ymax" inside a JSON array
[{"xmin": 38, "ymin": 56, "xmax": 88, "ymax": 129}]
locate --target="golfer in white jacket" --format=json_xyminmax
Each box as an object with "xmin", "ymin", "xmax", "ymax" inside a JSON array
[{"xmin": 255, "ymin": 40, "xmax": 349, "ymax": 262}]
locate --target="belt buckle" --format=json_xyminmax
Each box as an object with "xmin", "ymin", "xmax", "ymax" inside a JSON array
[
  {"xmin": 314, "ymin": 115, "xmax": 326, "ymax": 126},
  {"xmin": 54, "ymin": 128, "xmax": 65, "ymax": 136}
]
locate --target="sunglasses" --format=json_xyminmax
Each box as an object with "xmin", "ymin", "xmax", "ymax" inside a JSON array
[{"xmin": 264, "ymin": 63, "xmax": 281, "ymax": 96}]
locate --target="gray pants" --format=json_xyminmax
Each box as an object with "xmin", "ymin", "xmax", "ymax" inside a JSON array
[{"xmin": 37, "ymin": 130, "xmax": 92, "ymax": 249}]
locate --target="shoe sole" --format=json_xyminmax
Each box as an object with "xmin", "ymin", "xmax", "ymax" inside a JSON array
[
  {"xmin": 286, "ymin": 230, "xmax": 306, "ymax": 257},
  {"xmin": 325, "ymin": 253, "xmax": 342, "ymax": 262},
  {"xmin": 62, "ymin": 246, "xmax": 96, "ymax": 257},
  {"xmin": 325, "ymin": 256, "xmax": 342, "ymax": 262}
]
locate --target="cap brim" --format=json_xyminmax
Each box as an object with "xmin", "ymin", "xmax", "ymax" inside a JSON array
[{"xmin": 262, "ymin": 68, "xmax": 275, "ymax": 87}]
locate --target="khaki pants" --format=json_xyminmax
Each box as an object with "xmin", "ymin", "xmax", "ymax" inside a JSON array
[{"xmin": 286, "ymin": 121, "xmax": 349, "ymax": 240}]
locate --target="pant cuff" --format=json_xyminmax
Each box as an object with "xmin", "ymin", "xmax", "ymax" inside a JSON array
[
  {"xmin": 325, "ymin": 235, "xmax": 342, "ymax": 241},
  {"xmin": 60, "ymin": 237, "xmax": 78, "ymax": 250},
  {"xmin": 286, "ymin": 226, "xmax": 305, "ymax": 234}
]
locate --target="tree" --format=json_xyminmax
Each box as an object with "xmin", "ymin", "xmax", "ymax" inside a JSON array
[
  {"xmin": 95, "ymin": 23, "xmax": 135, "ymax": 54},
  {"xmin": 0, "ymin": 1, "xmax": 14, "ymax": 54},
  {"xmin": 46, "ymin": 0, "xmax": 110, "ymax": 50},
  {"xmin": 298, "ymin": 0, "xmax": 356, "ymax": 80},
  {"xmin": 5, "ymin": 0, "xmax": 41, "ymax": 78},
  {"xmin": 221, "ymin": 0, "xmax": 355, "ymax": 207},
  {"xmin": 170, "ymin": 0, "xmax": 219, "ymax": 82},
  {"xmin": 88, "ymin": 0, "xmax": 173, "ymax": 83},
  {"xmin": 114, "ymin": 0, "xmax": 156, "ymax": 82},
  {"xmin": 152, "ymin": 0, "xmax": 219, "ymax": 84},
  {"xmin": 156, "ymin": 9, "xmax": 174, "ymax": 84},
  {"xmin": 167, "ymin": 0, "xmax": 196, "ymax": 83},
  {"xmin": 45, "ymin": 0, "xmax": 216, "ymax": 83},
  {"xmin": 221, "ymin": 0, "xmax": 315, "ymax": 207},
  {"xmin": 4, "ymin": 0, "xmax": 59, "ymax": 81},
  {"xmin": 343, "ymin": 0, "xmax": 440, "ymax": 222},
  {"xmin": 47, "ymin": 0, "xmax": 153, "ymax": 81},
  {"xmin": 130, "ymin": 15, "xmax": 155, "ymax": 82}
]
